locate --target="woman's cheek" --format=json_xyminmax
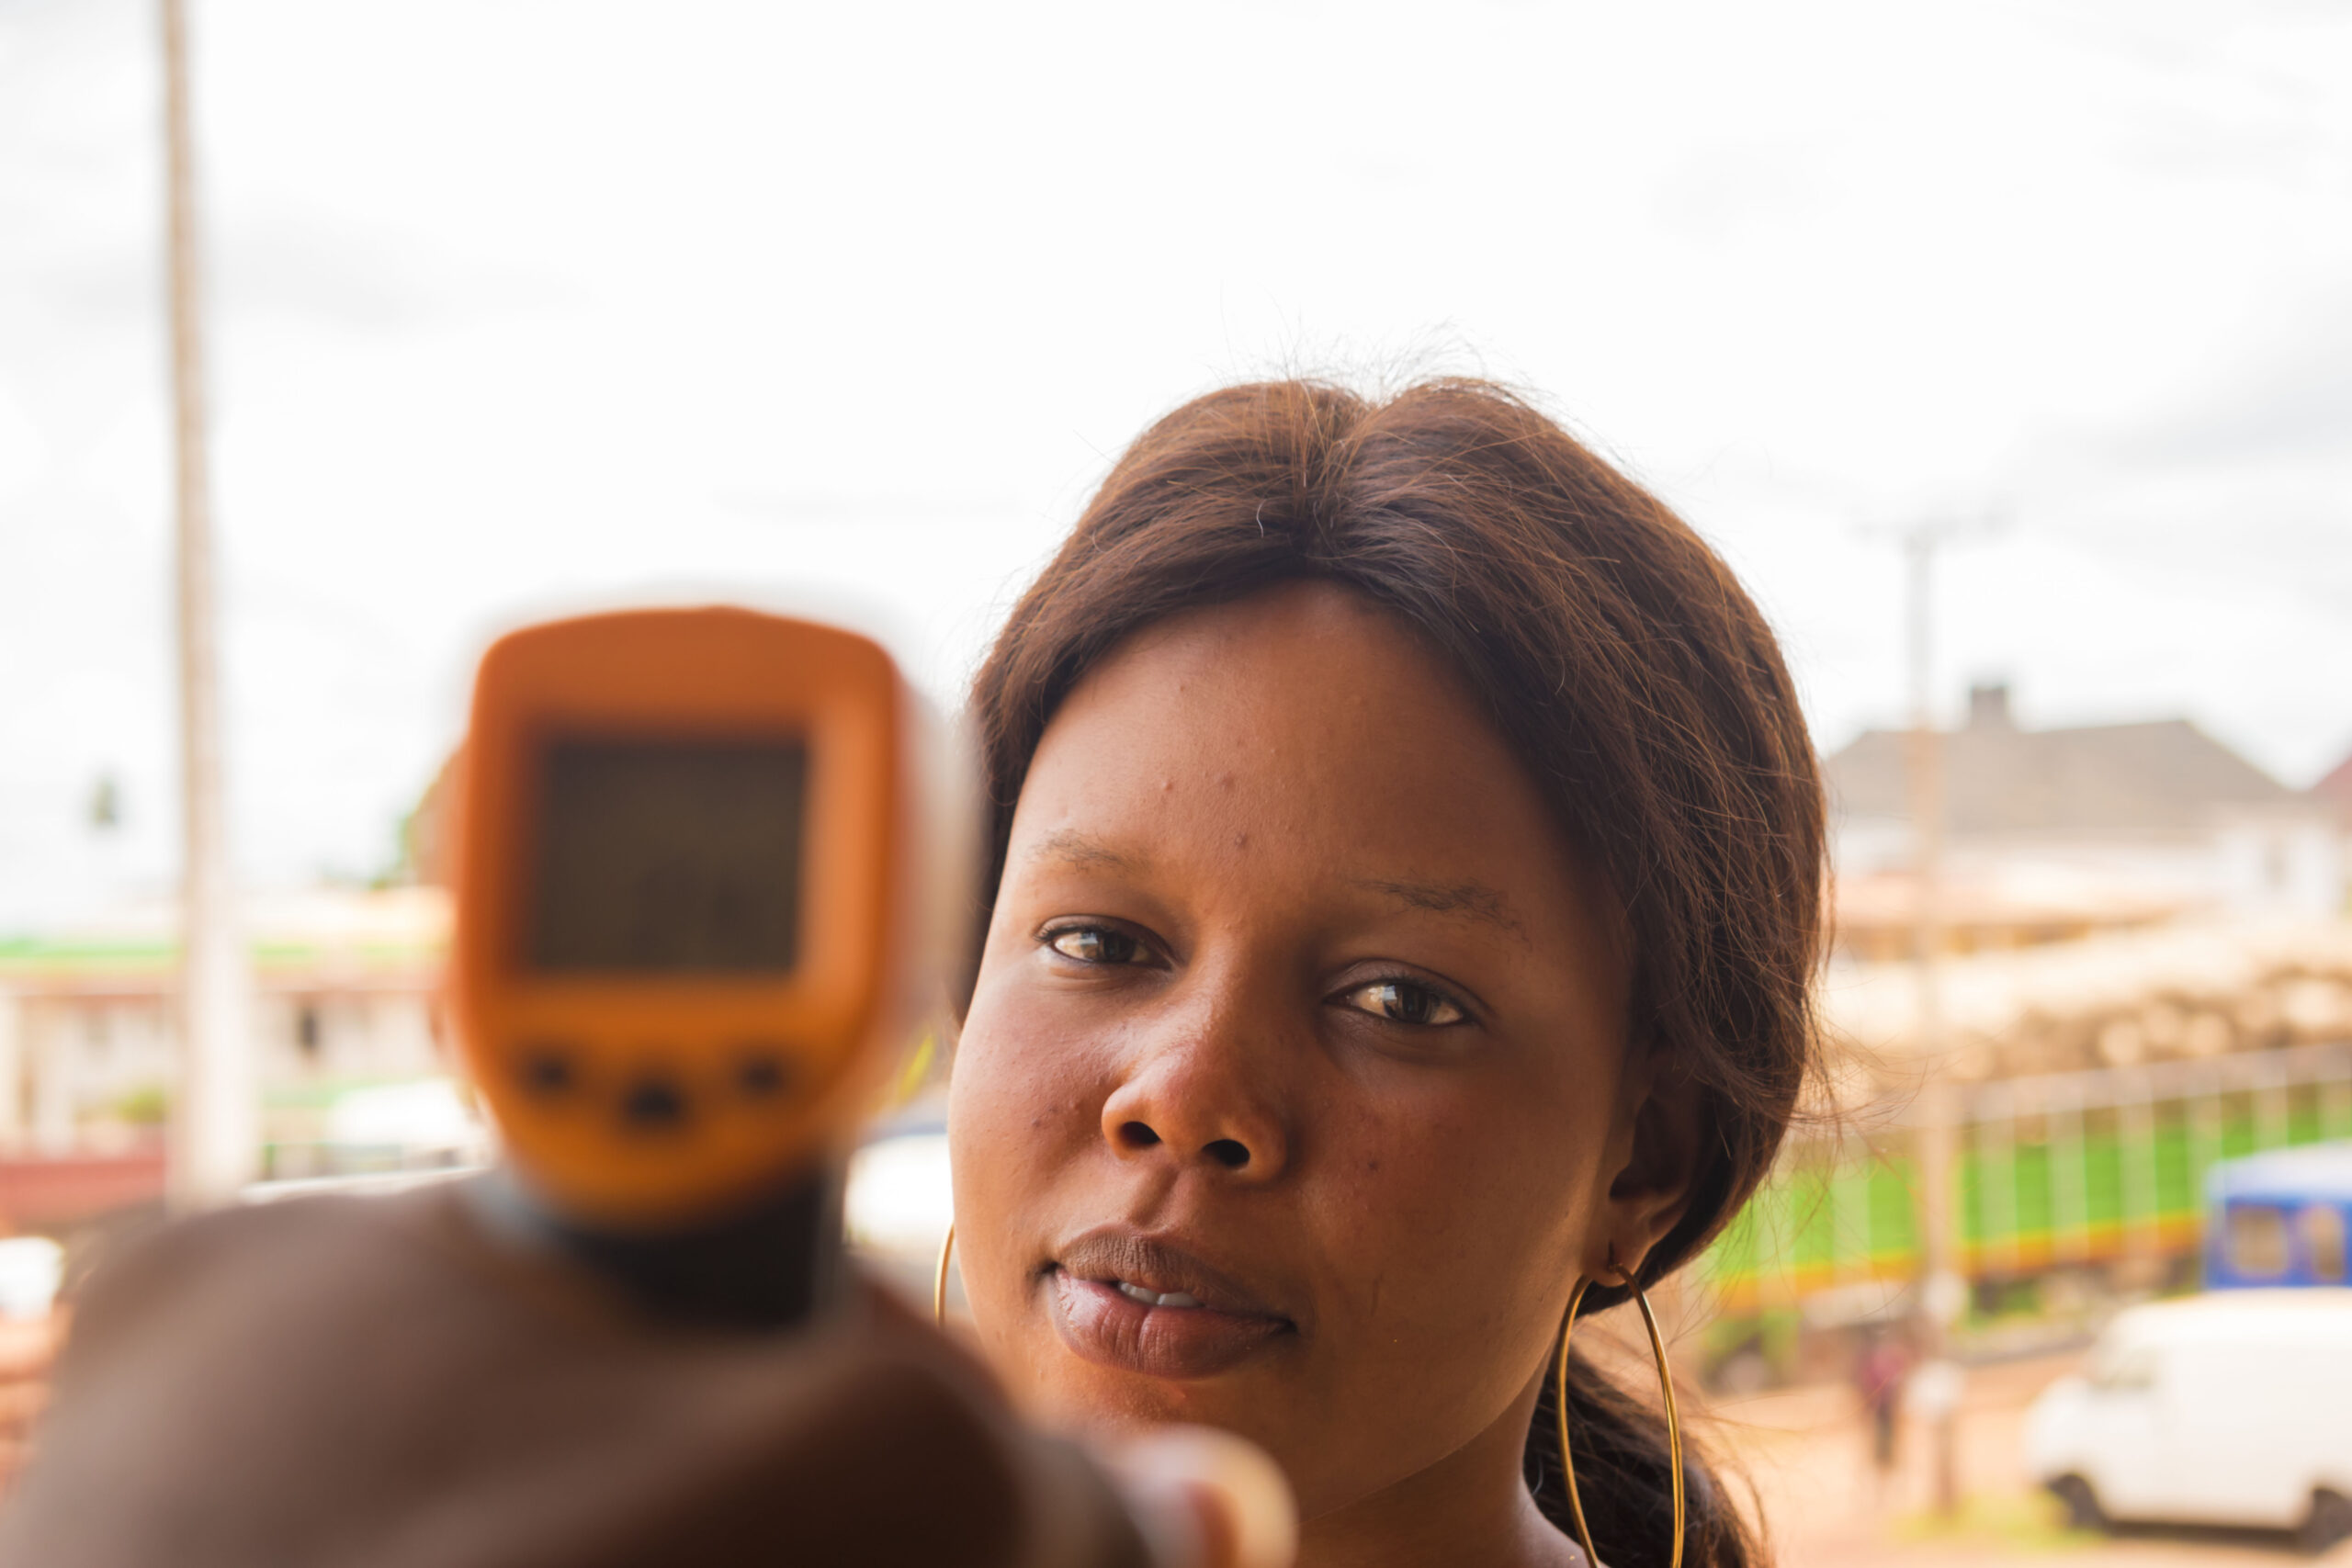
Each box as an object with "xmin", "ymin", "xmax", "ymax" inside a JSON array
[
  {"xmin": 1325, "ymin": 1077, "xmax": 1593, "ymax": 1341},
  {"xmin": 957, "ymin": 987, "xmax": 1103, "ymax": 1156},
  {"xmin": 950, "ymin": 990, "xmax": 1101, "ymax": 1257}
]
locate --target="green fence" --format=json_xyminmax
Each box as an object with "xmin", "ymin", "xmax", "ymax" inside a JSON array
[{"xmin": 1699, "ymin": 1042, "xmax": 2352, "ymax": 1319}]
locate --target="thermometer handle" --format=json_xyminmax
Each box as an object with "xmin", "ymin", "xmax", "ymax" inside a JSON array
[{"xmin": 480, "ymin": 1167, "xmax": 845, "ymax": 1331}]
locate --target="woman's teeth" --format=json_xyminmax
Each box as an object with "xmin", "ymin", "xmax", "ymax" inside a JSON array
[{"xmin": 1114, "ymin": 1280, "xmax": 1204, "ymax": 1309}]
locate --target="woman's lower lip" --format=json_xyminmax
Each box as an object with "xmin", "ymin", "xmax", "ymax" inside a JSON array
[{"xmin": 1047, "ymin": 1270, "xmax": 1289, "ymax": 1379}]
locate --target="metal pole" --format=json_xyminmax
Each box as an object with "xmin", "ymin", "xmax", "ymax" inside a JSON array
[
  {"xmin": 164, "ymin": 0, "xmax": 258, "ymax": 1208},
  {"xmin": 2052, "ymin": 1094, "xmax": 2087, "ymax": 1265},
  {"xmin": 2120, "ymin": 1082, "xmax": 2157, "ymax": 1262},
  {"xmin": 1901, "ymin": 526, "xmax": 1965, "ymax": 1517}
]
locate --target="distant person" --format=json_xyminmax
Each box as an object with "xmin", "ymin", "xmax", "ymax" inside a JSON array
[{"xmin": 1852, "ymin": 1327, "xmax": 1911, "ymax": 1497}]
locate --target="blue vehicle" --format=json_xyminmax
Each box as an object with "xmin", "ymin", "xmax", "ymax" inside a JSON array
[{"xmin": 2206, "ymin": 1141, "xmax": 2352, "ymax": 1289}]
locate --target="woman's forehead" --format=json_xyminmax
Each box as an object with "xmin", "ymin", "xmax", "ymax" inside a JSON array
[{"xmin": 1007, "ymin": 583, "xmax": 1600, "ymax": 929}]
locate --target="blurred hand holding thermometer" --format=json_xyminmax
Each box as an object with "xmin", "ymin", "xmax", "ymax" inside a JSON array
[{"xmin": 0, "ymin": 606, "xmax": 1292, "ymax": 1568}]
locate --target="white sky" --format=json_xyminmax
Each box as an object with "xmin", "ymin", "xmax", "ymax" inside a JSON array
[{"xmin": 3, "ymin": 0, "xmax": 2349, "ymax": 927}]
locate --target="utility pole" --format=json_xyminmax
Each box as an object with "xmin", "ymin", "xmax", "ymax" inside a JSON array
[
  {"xmin": 1863, "ymin": 512, "xmax": 1997, "ymax": 1517},
  {"xmin": 1898, "ymin": 524, "xmax": 1964, "ymax": 1517},
  {"xmin": 163, "ymin": 0, "xmax": 258, "ymax": 1208}
]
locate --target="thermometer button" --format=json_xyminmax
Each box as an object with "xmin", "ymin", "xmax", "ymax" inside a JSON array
[
  {"xmin": 514, "ymin": 1043, "xmax": 579, "ymax": 1098},
  {"xmin": 620, "ymin": 1076, "xmax": 690, "ymax": 1131},
  {"xmin": 731, "ymin": 1047, "xmax": 794, "ymax": 1101}
]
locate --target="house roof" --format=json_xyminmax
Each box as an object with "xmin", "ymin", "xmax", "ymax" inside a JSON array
[
  {"xmin": 2315, "ymin": 749, "xmax": 2352, "ymax": 819},
  {"xmin": 1824, "ymin": 685, "xmax": 2292, "ymax": 836}
]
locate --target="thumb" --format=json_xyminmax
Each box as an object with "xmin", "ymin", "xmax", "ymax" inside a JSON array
[{"xmin": 1095, "ymin": 1427, "xmax": 1296, "ymax": 1568}]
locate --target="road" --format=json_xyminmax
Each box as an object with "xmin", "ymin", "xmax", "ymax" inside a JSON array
[{"xmin": 1703, "ymin": 1351, "xmax": 2352, "ymax": 1566}]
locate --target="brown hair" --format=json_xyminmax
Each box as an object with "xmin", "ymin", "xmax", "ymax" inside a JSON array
[{"xmin": 963, "ymin": 378, "xmax": 1823, "ymax": 1568}]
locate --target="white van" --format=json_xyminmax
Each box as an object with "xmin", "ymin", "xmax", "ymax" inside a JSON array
[{"xmin": 2025, "ymin": 1290, "xmax": 2352, "ymax": 1552}]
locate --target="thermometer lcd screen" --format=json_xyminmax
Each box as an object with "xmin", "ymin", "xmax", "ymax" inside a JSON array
[{"xmin": 527, "ymin": 736, "xmax": 808, "ymax": 973}]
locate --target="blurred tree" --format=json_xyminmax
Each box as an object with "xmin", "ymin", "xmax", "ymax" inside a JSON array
[
  {"xmin": 377, "ymin": 753, "xmax": 456, "ymax": 888},
  {"xmin": 86, "ymin": 774, "xmax": 120, "ymax": 833}
]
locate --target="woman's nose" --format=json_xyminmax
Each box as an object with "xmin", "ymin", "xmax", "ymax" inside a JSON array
[{"xmin": 1098, "ymin": 1010, "xmax": 1290, "ymax": 1182}]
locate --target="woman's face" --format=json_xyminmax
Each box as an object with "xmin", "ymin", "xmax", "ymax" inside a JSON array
[{"xmin": 948, "ymin": 582, "xmax": 1686, "ymax": 1526}]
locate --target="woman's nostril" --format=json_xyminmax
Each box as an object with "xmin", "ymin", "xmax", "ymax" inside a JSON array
[{"xmin": 1113, "ymin": 1122, "xmax": 1250, "ymax": 1167}]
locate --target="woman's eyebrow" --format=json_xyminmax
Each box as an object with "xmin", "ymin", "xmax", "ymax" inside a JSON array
[
  {"xmin": 1025, "ymin": 828, "xmax": 1137, "ymax": 873},
  {"xmin": 1353, "ymin": 876, "xmax": 1523, "ymax": 936}
]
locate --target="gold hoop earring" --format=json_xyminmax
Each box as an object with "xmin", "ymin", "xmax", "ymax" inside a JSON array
[
  {"xmin": 1555, "ymin": 1258, "xmax": 1684, "ymax": 1568},
  {"xmin": 933, "ymin": 1222, "xmax": 956, "ymax": 1326}
]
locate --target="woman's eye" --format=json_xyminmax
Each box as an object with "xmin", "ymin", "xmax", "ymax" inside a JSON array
[
  {"xmin": 1337, "ymin": 979, "xmax": 1467, "ymax": 1027},
  {"xmin": 1046, "ymin": 926, "xmax": 1139, "ymax": 964}
]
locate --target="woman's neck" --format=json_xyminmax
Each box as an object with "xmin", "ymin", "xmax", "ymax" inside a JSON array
[{"xmin": 1291, "ymin": 1382, "xmax": 1586, "ymax": 1568}]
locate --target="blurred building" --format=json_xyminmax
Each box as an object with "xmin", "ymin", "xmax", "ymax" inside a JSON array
[
  {"xmin": 1817, "ymin": 682, "xmax": 2351, "ymax": 1080},
  {"xmin": 0, "ymin": 887, "xmax": 452, "ymax": 1214},
  {"xmin": 2314, "ymin": 744, "xmax": 2352, "ymax": 828},
  {"xmin": 1693, "ymin": 692, "xmax": 2352, "ymax": 1382},
  {"xmin": 1828, "ymin": 683, "xmax": 2346, "ymax": 960}
]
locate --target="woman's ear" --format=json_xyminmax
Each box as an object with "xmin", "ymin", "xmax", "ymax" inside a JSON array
[{"xmin": 1590, "ymin": 1055, "xmax": 1706, "ymax": 1279}]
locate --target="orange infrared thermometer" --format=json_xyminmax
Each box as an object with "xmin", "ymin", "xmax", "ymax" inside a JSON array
[{"xmin": 445, "ymin": 606, "xmax": 962, "ymax": 1325}]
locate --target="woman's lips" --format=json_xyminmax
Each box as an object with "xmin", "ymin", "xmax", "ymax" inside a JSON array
[
  {"xmin": 1045, "ymin": 1229, "xmax": 1294, "ymax": 1380},
  {"xmin": 1048, "ymin": 1270, "xmax": 1292, "ymax": 1379}
]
